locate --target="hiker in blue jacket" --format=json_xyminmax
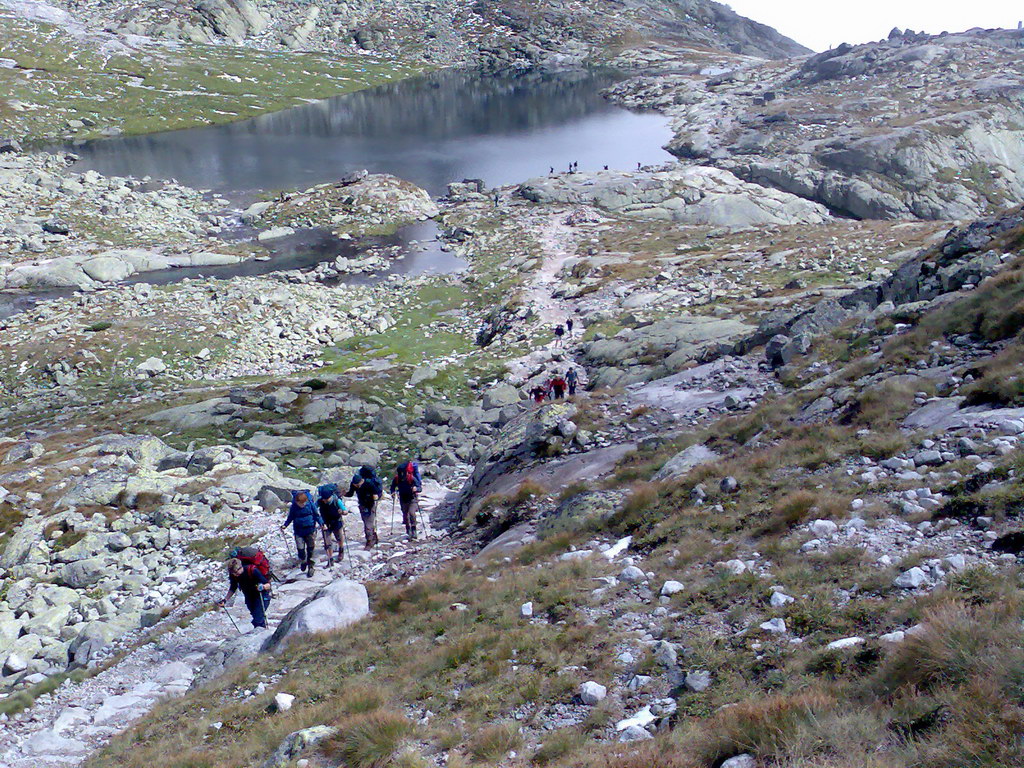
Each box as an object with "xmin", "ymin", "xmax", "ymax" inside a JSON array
[
  {"xmin": 390, "ymin": 460, "xmax": 423, "ymax": 540},
  {"xmin": 281, "ymin": 490, "xmax": 324, "ymax": 577}
]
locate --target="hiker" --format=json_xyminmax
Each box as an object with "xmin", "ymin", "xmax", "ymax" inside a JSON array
[
  {"xmin": 390, "ymin": 460, "xmax": 423, "ymax": 540},
  {"xmin": 317, "ymin": 484, "xmax": 347, "ymax": 560},
  {"xmin": 549, "ymin": 372, "xmax": 567, "ymax": 400},
  {"xmin": 530, "ymin": 384, "xmax": 547, "ymax": 404},
  {"xmin": 345, "ymin": 466, "xmax": 384, "ymax": 548},
  {"xmin": 566, "ymin": 317, "xmax": 574, "ymax": 336},
  {"xmin": 553, "ymin": 324, "xmax": 565, "ymax": 347},
  {"xmin": 281, "ymin": 490, "xmax": 324, "ymax": 577},
  {"xmin": 219, "ymin": 557, "xmax": 272, "ymax": 629},
  {"xmin": 566, "ymin": 367, "xmax": 579, "ymax": 396}
]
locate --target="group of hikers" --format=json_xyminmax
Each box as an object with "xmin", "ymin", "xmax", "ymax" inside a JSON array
[
  {"xmin": 530, "ymin": 367, "xmax": 579, "ymax": 403},
  {"xmin": 552, "ymin": 317, "xmax": 575, "ymax": 347},
  {"xmin": 218, "ymin": 460, "xmax": 424, "ymax": 629}
]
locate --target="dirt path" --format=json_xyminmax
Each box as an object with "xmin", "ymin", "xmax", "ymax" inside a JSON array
[{"xmin": 0, "ymin": 484, "xmax": 452, "ymax": 767}]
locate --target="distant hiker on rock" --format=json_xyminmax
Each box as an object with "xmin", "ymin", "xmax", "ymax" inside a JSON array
[
  {"xmin": 346, "ymin": 466, "xmax": 383, "ymax": 548},
  {"xmin": 390, "ymin": 460, "xmax": 423, "ymax": 540},
  {"xmin": 549, "ymin": 372, "xmax": 567, "ymax": 400},
  {"xmin": 317, "ymin": 484, "xmax": 347, "ymax": 560},
  {"xmin": 566, "ymin": 317, "xmax": 574, "ymax": 336},
  {"xmin": 566, "ymin": 367, "xmax": 579, "ymax": 396},
  {"xmin": 553, "ymin": 324, "xmax": 565, "ymax": 347},
  {"xmin": 219, "ymin": 557, "xmax": 272, "ymax": 629},
  {"xmin": 281, "ymin": 490, "xmax": 324, "ymax": 577},
  {"xmin": 530, "ymin": 384, "xmax": 547, "ymax": 404}
]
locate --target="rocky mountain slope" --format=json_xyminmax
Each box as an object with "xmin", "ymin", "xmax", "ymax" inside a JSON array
[
  {"xmin": 4, "ymin": 0, "xmax": 1024, "ymax": 766},
  {"xmin": 51, "ymin": 0, "xmax": 808, "ymax": 69},
  {"xmin": 609, "ymin": 27, "xmax": 1024, "ymax": 220}
]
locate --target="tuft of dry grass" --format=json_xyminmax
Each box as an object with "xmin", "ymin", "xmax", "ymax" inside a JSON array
[
  {"xmin": 323, "ymin": 710, "xmax": 414, "ymax": 768},
  {"xmin": 468, "ymin": 721, "xmax": 523, "ymax": 763}
]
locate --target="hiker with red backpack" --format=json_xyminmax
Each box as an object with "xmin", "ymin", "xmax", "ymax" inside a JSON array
[
  {"xmin": 281, "ymin": 490, "xmax": 325, "ymax": 577},
  {"xmin": 549, "ymin": 372, "xmax": 568, "ymax": 400},
  {"xmin": 390, "ymin": 460, "xmax": 423, "ymax": 540},
  {"xmin": 530, "ymin": 384, "xmax": 548, "ymax": 404},
  {"xmin": 219, "ymin": 556, "xmax": 272, "ymax": 629}
]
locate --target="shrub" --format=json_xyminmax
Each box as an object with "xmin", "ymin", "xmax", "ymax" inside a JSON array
[
  {"xmin": 873, "ymin": 603, "xmax": 1024, "ymax": 695},
  {"xmin": 762, "ymin": 490, "xmax": 819, "ymax": 534},
  {"xmin": 469, "ymin": 721, "xmax": 523, "ymax": 763},
  {"xmin": 85, "ymin": 320, "xmax": 113, "ymax": 332},
  {"xmin": 323, "ymin": 710, "xmax": 413, "ymax": 768},
  {"xmin": 688, "ymin": 690, "xmax": 837, "ymax": 765},
  {"xmin": 531, "ymin": 728, "xmax": 585, "ymax": 764}
]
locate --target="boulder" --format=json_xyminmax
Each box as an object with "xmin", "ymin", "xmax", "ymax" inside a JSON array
[
  {"xmin": 452, "ymin": 402, "xmax": 577, "ymax": 521},
  {"xmin": 538, "ymin": 490, "xmax": 626, "ymax": 538},
  {"xmin": 372, "ymin": 407, "xmax": 407, "ymax": 435},
  {"xmin": 263, "ymin": 579, "xmax": 369, "ymax": 652},
  {"xmin": 135, "ymin": 357, "xmax": 167, "ymax": 377},
  {"xmin": 579, "ymin": 681, "xmax": 607, "ymax": 705},
  {"xmin": 652, "ymin": 444, "xmax": 719, "ymax": 482},
  {"xmin": 193, "ymin": 628, "xmax": 274, "ymax": 686},
  {"xmin": 80, "ymin": 256, "xmax": 136, "ymax": 283},
  {"xmin": 482, "ymin": 385, "xmax": 521, "ymax": 410},
  {"xmin": 59, "ymin": 558, "xmax": 106, "ymax": 588}
]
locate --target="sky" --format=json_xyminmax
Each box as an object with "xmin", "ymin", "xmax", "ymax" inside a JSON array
[{"xmin": 724, "ymin": 1, "xmax": 1023, "ymax": 52}]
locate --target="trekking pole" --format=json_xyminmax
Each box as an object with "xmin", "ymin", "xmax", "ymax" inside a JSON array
[
  {"xmin": 415, "ymin": 495, "xmax": 429, "ymax": 540},
  {"xmin": 339, "ymin": 517, "xmax": 351, "ymax": 567},
  {"xmin": 220, "ymin": 603, "xmax": 242, "ymax": 635},
  {"xmin": 280, "ymin": 528, "xmax": 293, "ymax": 558},
  {"xmin": 390, "ymin": 495, "xmax": 397, "ymax": 536},
  {"xmin": 322, "ymin": 526, "xmax": 334, "ymax": 568}
]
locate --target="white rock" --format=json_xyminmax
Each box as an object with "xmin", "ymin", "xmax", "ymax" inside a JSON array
[
  {"xmin": 579, "ymin": 681, "xmax": 607, "ymax": 705},
  {"xmin": 809, "ymin": 519, "xmax": 838, "ymax": 537},
  {"xmin": 769, "ymin": 591, "xmax": 795, "ymax": 608},
  {"xmin": 274, "ymin": 692, "xmax": 295, "ymax": 712},
  {"xmin": 660, "ymin": 580, "xmax": 685, "ymax": 596},
  {"xmin": 943, "ymin": 554, "xmax": 967, "ymax": 571},
  {"xmin": 721, "ymin": 755, "xmax": 756, "ymax": 768},
  {"xmin": 826, "ymin": 636, "xmax": 865, "ymax": 650},
  {"xmin": 620, "ymin": 565, "xmax": 646, "ymax": 583},
  {"xmin": 602, "ymin": 536, "xmax": 632, "ymax": 560},
  {"xmin": 520, "ymin": 602, "xmax": 534, "ymax": 618},
  {"xmin": 135, "ymin": 357, "xmax": 167, "ymax": 377},
  {"xmin": 893, "ymin": 567, "xmax": 929, "ymax": 589},
  {"xmin": 721, "ymin": 559, "xmax": 746, "ymax": 575},
  {"xmin": 760, "ymin": 618, "xmax": 787, "ymax": 634},
  {"xmin": 879, "ymin": 631, "xmax": 906, "ymax": 644},
  {"xmin": 616, "ymin": 706, "xmax": 655, "ymax": 732}
]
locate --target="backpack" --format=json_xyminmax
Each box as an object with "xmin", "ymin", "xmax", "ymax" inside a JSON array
[
  {"xmin": 232, "ymin": 546, "xmax": 272, "ymax": 579},
  {"xmin": 400, "ymin": 461, "xmax": 421, "ymax": 487}
]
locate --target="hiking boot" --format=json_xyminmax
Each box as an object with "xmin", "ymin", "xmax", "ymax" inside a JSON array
[{"xmin": 307, "ymin": 567, "xmax": 314, "ymax": 578}]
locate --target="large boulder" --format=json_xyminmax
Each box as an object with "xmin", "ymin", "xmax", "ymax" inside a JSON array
[
  {"xmin": 243, "ymin": 433, "xmax": 324, "ymax": 456},
  {"xmin": 263, "ymin": 579, "xmax": 369, "ymax": 652},
  {"xmin": 192, "ymin": 628, "xmax": 274, "ymax": 687},
  {"xmin": 653, "ymin": 444, "xmax": 719, "ymax": 482},
  {"xmin": 482, "ymin": 385, "xmax": 522, "ymax": 410},
  {"xmin": 519, "ymin": 167, "xmax": 829, "ymax": 226},
  {"xmin": 538, "ymin": 490, "xmax": 627, "ymax": 538},
  {"xmin": 80, "ymin": 256, "xmax": 136, "ymax": 283},
  {"xmin": 59, "ymin": 558, "xmax": 106, "ymax": 588},
  {"xmin": 450, "ymin": 402, "xmax": 577, "ymax": 522}
]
